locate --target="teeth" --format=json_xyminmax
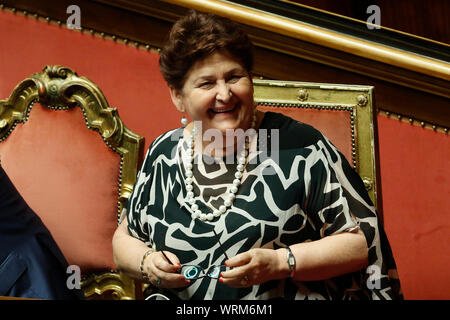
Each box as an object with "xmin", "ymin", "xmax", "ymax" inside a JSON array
[
  {"xmin": 212, "ymin": 108, "xmax": 233, "ymax": 113},
  {"xmin": 211, "ymin": 104, "xmax": 237, "ymax": 113}
]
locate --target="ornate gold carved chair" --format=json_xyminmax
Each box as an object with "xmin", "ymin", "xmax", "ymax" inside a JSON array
[
  {"xmin": 0, "ymin": 66, "xmax": 144, "ymax": 299},
  {"xmin": 254, "ymin": 79, "xmax": 380, "ymax": 211}
]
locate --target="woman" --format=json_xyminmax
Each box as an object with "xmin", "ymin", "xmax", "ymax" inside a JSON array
[{"xmin": 113, "ymin": 10, "xmax": 402, "ymax": 300}]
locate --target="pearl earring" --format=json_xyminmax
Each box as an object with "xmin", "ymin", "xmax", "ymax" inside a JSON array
[{"xmin": 181, "ymin": 113, "xmax": 188, "ymax": 126}]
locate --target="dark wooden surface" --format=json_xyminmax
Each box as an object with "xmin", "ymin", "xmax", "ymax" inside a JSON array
[
  {"xmin": 1, "ymin": 0, "xmax": 448, "ymax": 128},
  {"xmin": 289, "ymin": 0, "xmax": 450, "ymax": 44}
]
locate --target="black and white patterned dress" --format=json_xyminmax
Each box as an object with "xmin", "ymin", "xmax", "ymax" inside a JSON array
[{"xmin": 125, "ymin": 112, "xmax": 402, "ymax": 300}]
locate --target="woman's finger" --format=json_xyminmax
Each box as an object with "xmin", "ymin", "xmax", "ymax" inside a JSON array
[
  {"xmin": 153, "ymin": 251, "xmax": 181, "ymax": 273},
  {"xmin": 220, "ymin": 249, "xmax": 276, "ymax": 288},
  {"xmin": 220, "ymin": 266, "xmax": 253, "ymax": 288},
  {"xmin": 145, "ymin": 251, "xmax": 190, "ymax": 288},
  {"xmin": 149, "ymin": 261, "xmax": 189, "ymax": 288},
  {"xmin": 224, "ymin": 251, "xmax": 252, "ymax": 268},
  {"xmin": 220, "ymin": 265, "xmax": 249, "ymax": 279},
  {"xmin": 163, "ymin": 250, "xmax": 183, "ymax": 269}
]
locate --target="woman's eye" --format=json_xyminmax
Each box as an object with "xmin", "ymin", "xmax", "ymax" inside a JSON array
[
  {"xmin": 228, "ymin": 75, "xmax": 242, "ymax": 82},
  {"xmin": 199, "ymin": 82, "xmax": 213, "ymax": 88}
]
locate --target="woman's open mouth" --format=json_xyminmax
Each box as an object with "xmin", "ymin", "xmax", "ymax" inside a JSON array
[{"xmin": 210, "ymin": 103, "xmax": 240, "ymax": 114}]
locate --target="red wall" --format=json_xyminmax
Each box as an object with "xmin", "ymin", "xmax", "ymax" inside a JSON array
[
  {"xmin": 1, "ymin": 10, "xmax": 449, "ymax": 299},
  {"xmin": 378, "ymin": 116, "xmax": 450, "ymax": 299}
]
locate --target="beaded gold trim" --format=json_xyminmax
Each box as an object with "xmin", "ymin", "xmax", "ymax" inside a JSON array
[
  {"xmin": 254, "ymin": 76, "xmax": 449, "ymax": 136},
  {"xmin": 378, "ymin": 110, "xmax": 448, "ymax": 135},
  {"xmin": 0, "ymin": 3, "xmax": 161, "ymax": 54},
  {"xmin": 257, "ymin": 101, "xmax": 357, "ymax": 168}
]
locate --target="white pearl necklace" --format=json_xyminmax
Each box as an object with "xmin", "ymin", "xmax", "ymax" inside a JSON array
[{"xmin": 183, "ymin": 113, "xmax": 257, "ymax": 222}]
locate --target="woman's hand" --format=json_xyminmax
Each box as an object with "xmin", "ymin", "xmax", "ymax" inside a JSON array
[
  {"xmin": 143, "ymin": 251, "xmax": 191, "ymax": 288},
  {"xmin": 219, "ymin": 248, "xmax": 288, "ymax": 287}
]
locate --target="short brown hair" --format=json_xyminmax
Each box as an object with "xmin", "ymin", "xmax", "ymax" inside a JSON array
[{"xmin": 159, "ymin": 10, "xmax": 254, "ymax": 90}]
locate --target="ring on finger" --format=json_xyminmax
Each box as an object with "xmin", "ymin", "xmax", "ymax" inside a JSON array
[
  {"xmin": 240, "ymin": 275, "xmax": 250, "ymax": 286},
  {"xmin": 156, "ymin": 278, "xmax": 162, "ymax": 286}
]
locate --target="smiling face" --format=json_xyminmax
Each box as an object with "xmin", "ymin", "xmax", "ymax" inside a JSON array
[{"xmin": 169, "ymin": 50, "xmax": 255, "ymax": 138}]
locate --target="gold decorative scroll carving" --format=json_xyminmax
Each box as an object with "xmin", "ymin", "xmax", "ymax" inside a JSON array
[{"xmin": 0, "ymin": 65, "xmax": 144, "ymax": 299}]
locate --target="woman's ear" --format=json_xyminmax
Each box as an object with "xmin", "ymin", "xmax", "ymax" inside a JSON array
[{"xmin": 169, "ymin": 86, "xmax": 184, "ymax": 112}]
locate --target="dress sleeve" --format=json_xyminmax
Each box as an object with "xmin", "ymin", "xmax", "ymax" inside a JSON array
[
  {"xmin": 302, "ymin": 133, "xmax": 402, "ymax": 299},
  {"xmin": 302, "ymin": 136, "xmax": 362, "ymax": 238},
  {"xmin": 124, "ymin": 147, "xmax": 154, "ymax": 246}
]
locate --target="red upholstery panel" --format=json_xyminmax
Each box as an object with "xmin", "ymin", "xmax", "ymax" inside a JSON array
[
  {"xmin": 257, "ymin": 105, "xmax": 353, "ymax": 164},
  {"xmin": 0, "ymin": 10, "xmax": 178, "ymax": 153},
  {"xmin": 0, "ymin": 104, "xmax": 120, "ymax": 271},
  {"xmin": 378, "ymin": 115, "xmax": 450, "ymax": 299}
]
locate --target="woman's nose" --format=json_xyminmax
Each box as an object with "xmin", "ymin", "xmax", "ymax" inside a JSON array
[{"xmin": 216, "ymin": 82, "xmax": 232, "ymax": 102}]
